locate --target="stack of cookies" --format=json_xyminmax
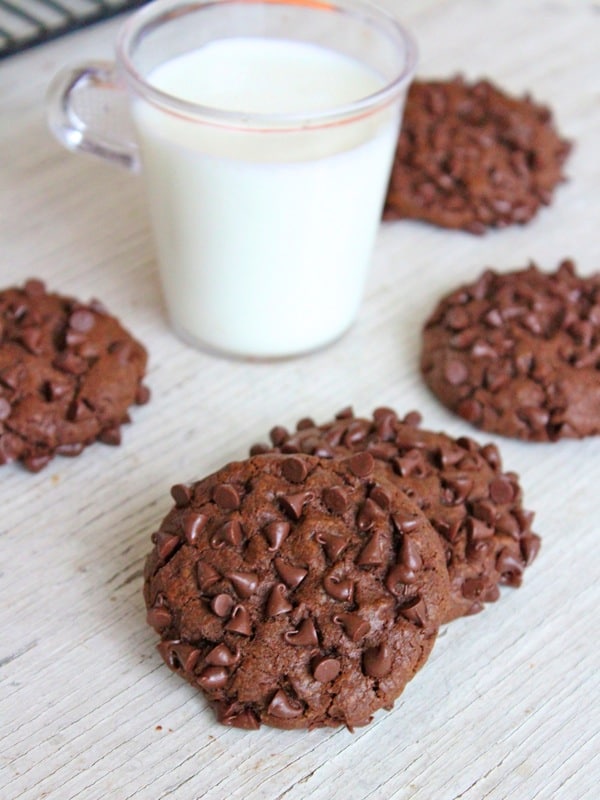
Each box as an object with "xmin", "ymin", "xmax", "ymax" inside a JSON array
[
  {"xmin": 142, "ymin": 77, "xmax": 593, "ymax": 733},
  {"xmin": 143, "ymin": 407, "xmax": 541, "ymax": 731}
]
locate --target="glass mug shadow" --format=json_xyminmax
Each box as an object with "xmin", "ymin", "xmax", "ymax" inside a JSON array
[{"xmin": 48, "ymin": 0, "xmax": 417, "ymax": 360}]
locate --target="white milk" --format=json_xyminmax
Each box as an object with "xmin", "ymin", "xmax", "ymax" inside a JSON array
[{"xmin": 133, "ymin": 38, "xmax": 400, "ymax": 358}]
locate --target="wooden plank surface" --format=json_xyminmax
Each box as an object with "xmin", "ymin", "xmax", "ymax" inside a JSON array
[{"xmin": 1, "ymin": 1, "xmax": 599, "ymax": 798}]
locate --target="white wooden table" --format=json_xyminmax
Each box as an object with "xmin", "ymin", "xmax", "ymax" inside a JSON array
[{"xmin": 1, "ymin": 1, "xmax": 599, "ymax": 798}]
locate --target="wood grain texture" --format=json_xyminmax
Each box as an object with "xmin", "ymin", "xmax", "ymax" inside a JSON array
[{"xmin": 1, "ymin": 1, "xmax": 599, "ymax": 798}]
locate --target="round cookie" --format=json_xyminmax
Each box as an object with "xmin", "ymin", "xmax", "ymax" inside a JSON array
[
  {"xmin": 251, "ymin": 408, "xmax": 540, "ymax": 622},
  {"xmin": 144, "ymin": 453, "xmax": 450, "ymax": 731},
  {"xmin": 384, "ymin": 76, "xmax": 571, "ymax": 234},
  {"xmin": 0, "ymin": 279, "xmax": 150, "ymax": 471},
  {"xmin": 421, "ymin": 260, "xmax": 600, "ymax": 441}
]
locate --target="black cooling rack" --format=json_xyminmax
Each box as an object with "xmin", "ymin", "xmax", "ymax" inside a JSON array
[{"xmin": 0, "ymin": 0, "xmax": 146, "ymax": 59}]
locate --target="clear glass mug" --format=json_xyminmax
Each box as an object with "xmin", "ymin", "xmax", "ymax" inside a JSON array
[{"xmin": 48, "ymin": 0, "xmax": 417, "ymax": 360}]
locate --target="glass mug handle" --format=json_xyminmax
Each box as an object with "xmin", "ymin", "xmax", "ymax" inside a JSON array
[{"xmin": 47, "ymin": 61, "xmax": 140, "ymax": 172}]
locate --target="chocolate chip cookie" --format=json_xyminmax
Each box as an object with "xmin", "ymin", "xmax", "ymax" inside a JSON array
[
  {"xmin": 421, "ymin": 260, "xmax": 600, "ymax": 440},
  {"xmin": 251, "ymin": 408, "xmax": 540, "ymax": 622},
  {"xmin": 144, "ymin": 453, "xmax": 450, "ymax": 730},
  {"xmin": 0, "ymin": 279, "xmax": 150, "ymax": 471},
  {"xmin": 384, "ymin": 77, "xmax": 571, "ymax": 233}
]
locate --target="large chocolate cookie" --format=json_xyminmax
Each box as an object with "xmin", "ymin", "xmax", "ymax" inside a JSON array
[
  {"xmin": 251, "ymin": 409, "xmax": 540, "ymax": 622},
  {"xmin": 421, "ymin": 260, "xmax": 600, "ymax": 440},
  {"xmin": 144, "ymin": 453, "xmax": 450, "ymax": 730},
  {"xmin": 384, "ymin": 77, "xmax": 571, "ymax": 233},
  {"xmin": 0, "ymin": 279, "xmax": 150, "ymax": 471}
]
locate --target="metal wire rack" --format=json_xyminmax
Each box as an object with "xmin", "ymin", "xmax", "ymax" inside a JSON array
[{"xmin": 0, "ymin": 0, "xmax": 146, "ymax": 59}]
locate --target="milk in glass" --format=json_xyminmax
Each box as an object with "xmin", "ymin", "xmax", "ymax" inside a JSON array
[{"xmin": 133, "ymin": 38, "xmax": 400, "ymax": 358}]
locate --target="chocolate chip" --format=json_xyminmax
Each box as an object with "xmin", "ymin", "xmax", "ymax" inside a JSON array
[
  {"xmin": 147, "ymin": 606, "xmax": 171, "ymax": 631},
  {"xmin": 444, "ymin": 359, "xmax": 469, "ymax": 385},
  {"xmin": 213, "ymin": 483, "xmax": 241, "ymax": 510},
  {"xmin": 333, "ymin": 612, "xmax": 370, "ymax": 642},
  {"xmin": 296, "ymin": 417, "xmax": 316, "ymax": 430},
  {"xmin": 155, "ymin": 531, "xmax": 180, "ymax": 562},
  {"xmin": 23, "ymin": 452, "xmax": 52, "ymax": 472},
  {"xmin": 198, "ymin": 666, "xmax": 229, "ymax": 690},
  {"xmin": 385, "ymin": 562, "xmax": 417, "ymax": 593},
  {"xmin": 158, "ymin": 641, "xmax": 200, "ymax": 673},
  {"xmin": 284, "ymin": 618, "xmax": 319, "ymax": 646},
  {"xmin": 218, "ymin": 705, "xmax": 260, "ymax": 730},
  {"xmin": 279, "ymin": 491, "xmax": 314, "ymax": 520},
  {"xmin": 55, "ymin": 442, "xmax": 84, "ymax": 457},
  {"xmin": 398, "ymin": 596, "xmax": 427, "ymax": 626},
  {"xmin": 268, "ymin": 690, "xmax": 303, "ymax": 719},
  {"xmin": 24, "ymin": 278, "xmax": 46, "ymax": 296},
  {"xmin": 461, "ymin": 577, "xmax": 487, "ymax": 600},
  {"xmin": 183, "ymin": 511, "xmax": 208, "ymax": 544},
  {"xmin": 372, "ymin": 407, "xmax": 397, "ymax": 440},
  {"xmin": 108, "ymin": 339, "xmax": 133, "ymax": 364},
  {"xmin": 400, "ymin": 536, "xmax": 422, "ymax": 571},
  {"xmin": 225, "ymin": 605, "xmax": 252, "ymax": 636},
  {"xmin": 210, "ymin": 520, "xmax": 244, "ymax": 549},
  {"xmin": 210, "ymin": 593, "xmax": 235, "ymax": 617},
  {"xmin": 196, "ymin": 561, "xmax": 220, "ymax": 591},
  {"xmin": 263, "ymin": 520, "xmax": 290, "ymax": 551},
  {"xmin": 52, "ymin": 351, "xmax": 87, "ymax": 375},
  {"xmin": 471, "ymin": 499, "xmax": 497, "ymax": 525},
  {"xmin": 266, "ymin": 584, "xmax": 293, "ymax": 616},
  {"xmin": 227, "ymin": 571, "xmax": 259, "ymax": 599},
  {"xmin": 489, "ymin": 477, "xmax": 515, "ymax": 504},
  {"xmin": 312, "ymin": 655, "xmax": 341, "ymax": 683},
  {"xmin": 323, "ymin": 575, "xmax": 354, "ymax": 602},
  {"xmin": 274, "ymin": 557, "xmax": 307, "ymax": 590},
  {"xmin": 171, "ymin": 484, "xmax": 192, "ymax": 507},
  {"xmin": 69, "ymin": 309, "xmax": 95, "ymax": 333},
  {"xmin": 369, "ymin": 485, "xmax": 392, "ymax": 511},
  {"xmin": 392, "ymin": 511, "xmax": 419, "ymax": 534},
  {"xmin": 363, "ymin": 643, "xmax": 392, "ymax": 678},
  {"xmin": 347, "ymin": 452, "xmax": 374, "ymax": 477},
  {"xmin": 316, "ymin": 530, "xmax": 347, "ymax": 561},
  {"xmin": 443, "ymin": 476, "xmax": 474, "ymax": 504},
  {"xmin": 357, "ymin": 498, "xmax": 383, "ymax": 531},
  {"xmin": 517, "ymin": 406, "xmax": 550, "ymax": 431},
  {"xmin": 281, "ymin": 456, "xmax": 309, "ymax": 483},
  {"xmin": 16, "ymin": 326, "xmax": 43, "ymax": 355},
  {"xmin": 0, "ymin": 397, "xmax": 11, "ymax": 421},
  {"xmin": 356, "ymin": 532, "xmax": 385, "ymax": 567},
  {"xmin": 457, "ymin": 398, "xmax": 483, "ymax": 423},
  {"xmin": 135, "ymin": 384, "xmax": 151, "ymax": 405},
  {"xmin": 322, "ymin": 486, "xmax": 349, "ymax": 514},
  {"xmin": 0, "ymin": 364, "xmax": 21, "ymax": 390},
  {"xmin": 520, "ymin": 533, "xmax": 541, "ymax": 565},
  {"xmin": 467, "ymin": 517, "xmax": 494, "ymax": 541},
  {"xmin": 496, "ymin": 549, "xmax": 524, "ymax": 587},
  {"xmin": 205, "ymin": 643, "xmax": 239, "ymax": 666},
  {"xmin": 269, "ymin": 425, "xmax": 289, "ymax": 446},
  {"xmin": 67, "ymin": 398, "xmax": 92, "ymax": 422},
  {"xmin": 446, "ymin": 307, "xmax": 471, "ymax": 330}
]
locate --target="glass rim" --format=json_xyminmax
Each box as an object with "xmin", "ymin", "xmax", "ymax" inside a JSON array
[{"xmin": 116, "ymin": 0, "xmax": 418, "ymax": 131}]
